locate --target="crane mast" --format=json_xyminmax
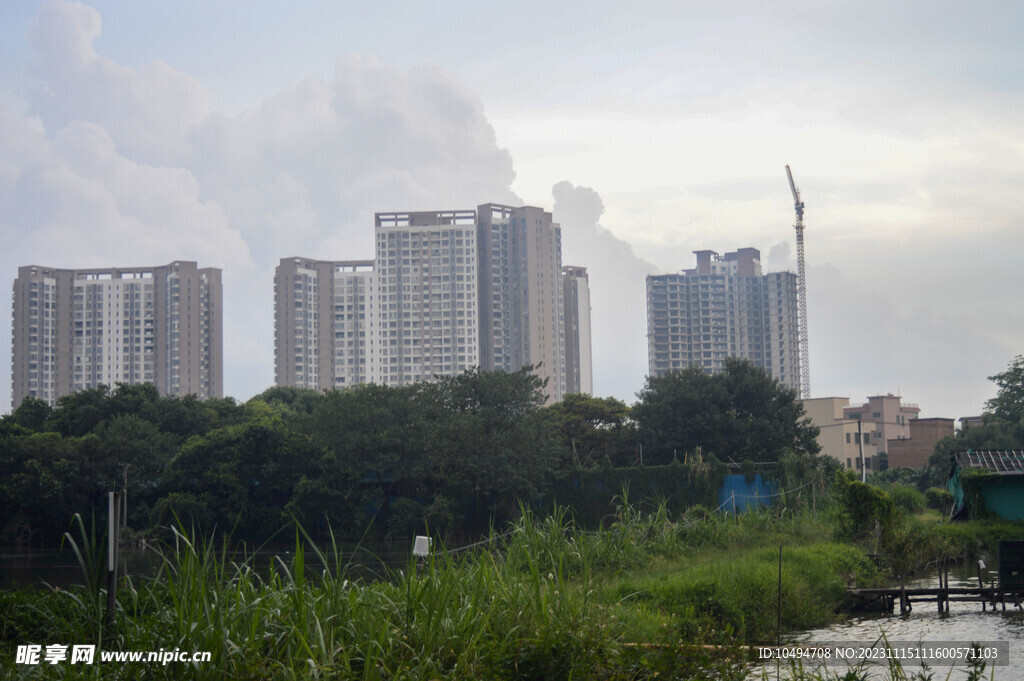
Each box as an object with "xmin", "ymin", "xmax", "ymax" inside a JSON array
[{"xmin": 786, "ymin": 165, "xmax": 810, "ymax": 400}]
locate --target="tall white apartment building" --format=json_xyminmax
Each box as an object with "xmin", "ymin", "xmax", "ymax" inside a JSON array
[
  {"xmin": 333, "ymin": 262, "xmax": 375, "ymax": 388},
  {"xmin": 562, "ymin": 265, "xmax": 593, "ymax": 395},
  {"xmin": 12, "ymin": 261, "xmax": 222, "ymax": 407},
  {"xmin": 374, "ymin": 211, "xmax": 479, "ymax": 385},
  {"xmin": 275, "ymin": 203, "xmax": 588, "ymax": 402},
  {"xmin": 646, "ymin": 248, "xmax": 801, "ymax": 391}
]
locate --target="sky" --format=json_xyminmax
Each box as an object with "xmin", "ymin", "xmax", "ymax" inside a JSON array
[{"xmin": 1, "ymin": 0, "xmax": 1021, "ymax": 419}]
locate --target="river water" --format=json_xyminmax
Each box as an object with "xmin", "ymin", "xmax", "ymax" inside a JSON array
[{"xmin": 769, "ymin": 566, "xmax": 1024, "ymax": 680}]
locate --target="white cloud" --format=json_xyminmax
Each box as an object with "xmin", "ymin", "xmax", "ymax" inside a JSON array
[
  {"xmin": 1, "ymin": 1, "xmax": 521, "ymax": 408},
  {"xmin": 553, "ymin": 181, "xmax": 657, "ymax": 401},
  {"xmin": 4, "ymin": 0, "xmax": 1021, "ymax": 422},
  {"xmin": 26, "ymin": 1, "xmax": 208, "ymax": 164}
]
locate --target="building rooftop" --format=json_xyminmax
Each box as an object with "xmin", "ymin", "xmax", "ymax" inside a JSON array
[{"xmin": 952, "ymin": 450, "xmax": 1024, "ymax": 475}]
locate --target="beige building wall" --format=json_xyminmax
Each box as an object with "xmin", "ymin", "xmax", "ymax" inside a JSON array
[
  {"xmin": 12, "ymin": 261, "xmax": 222, "ymax": 408},
  {"xmin": 843, "ymin": 394, "xmax": 920, "ymax": 453},
  {"xmin": 801, "ymin": 397, "xmax": 880, "ymax": 472},
  {"xmin": 274, "ymin": 203, "xmax": 580, "ymax": 403},
  {"xmin": 332, "ymin": 262, "xmax": 375, "ymax": 388},
  {"xmin": 12, "ymin": 266, "xmax": 74, "ymax": 406}
]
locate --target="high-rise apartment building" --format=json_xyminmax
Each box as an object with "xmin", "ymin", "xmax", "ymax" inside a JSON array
[
  {"xmin": 374, "ymin": 211, "xmax": 480, "ymax": 386},
  {"xmin": 477, "ymin": 204, "xmax": 566, "ymax": 401},
  {"xmin": 273, "ymin": 258, "xmax": 374, "ymax": 391},
  {"xmin": 562, "ymin": 265, "xmax": 593, "ymax": 395},
  {"xmin": 12, "ymin": 261, "xmax": 222, "ymax": 407},
  {"xmin": 274, "ymin": 203, "xmax": 586, "ymax": 402},
  {"xmin": 646, "ymin": 248, "xmax": 801, "ymax": 391}
]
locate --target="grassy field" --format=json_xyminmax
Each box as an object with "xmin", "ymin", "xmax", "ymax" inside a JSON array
[{"xmin": 0, "ymin": 501, "xmax": 1015, "ymax": 680}]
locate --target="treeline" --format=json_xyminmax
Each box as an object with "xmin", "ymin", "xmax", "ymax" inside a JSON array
[{"xmin": 1, "ymin": 358, "xmax": 822, "ymax": 547}]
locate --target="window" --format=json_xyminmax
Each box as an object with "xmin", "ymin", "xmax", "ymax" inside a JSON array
[{"xmin": 846, "ymin": 433, "xmax": 851, "ymax": 444}]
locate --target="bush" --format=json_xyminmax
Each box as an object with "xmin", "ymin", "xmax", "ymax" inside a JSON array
[
  {"xmin": 386, "ymin": 497, "xmax": 425, "ymax": 538},
  {"xmin": 888, "ymin": 484, "xmax": 926, "ymax": 515},
  {"xmin": 925, "ymin": 487, "xmax": 953, "ymax": 514},
  {"xmin": 835, "ymin": 473, "xmax": 897, "ymax": 547}
]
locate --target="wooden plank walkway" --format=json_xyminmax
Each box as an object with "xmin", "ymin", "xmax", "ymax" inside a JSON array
[{"xmin": 848, "ymin": 586, "xmax": 1024, "ymax": 614}]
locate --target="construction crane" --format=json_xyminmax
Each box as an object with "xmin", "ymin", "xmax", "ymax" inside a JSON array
[{"xmin": 786, "ymin": 165, "xmax": 810, "ymax": 400}]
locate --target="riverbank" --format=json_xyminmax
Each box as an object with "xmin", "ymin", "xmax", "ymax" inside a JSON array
[{"xmin": 2, "ymin": 503, "xmax": 1021, "ymax": 680}]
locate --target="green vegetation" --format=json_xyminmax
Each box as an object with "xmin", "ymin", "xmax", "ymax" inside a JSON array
[
  {"xmin": 3, "ymin": 489, "xmax": 1020, "ymax": 680},
  {"xmin": 633, "ymin": 357, "xmax": 821, "ymax": 465},
  {"xmin": 5, "ymin": 357, "xmax": 1024, "ymax": 678},
  {"xmin": 1, "ymin": 360, "xmax": 822, "ymax": 547}
]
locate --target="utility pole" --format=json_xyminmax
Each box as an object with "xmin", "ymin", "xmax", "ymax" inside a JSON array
[
  {"xmin": 106, "ymin": 491, "xmax": 120, "ymax": 631},
  {"xmin": 121, "ymin": 463, "xmax": 130, "ymax": 529}
]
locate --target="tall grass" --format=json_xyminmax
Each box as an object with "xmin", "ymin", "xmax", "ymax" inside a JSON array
[{"xmin": 0, "ymin": 501, "xmax": 999, "ymax": 680}]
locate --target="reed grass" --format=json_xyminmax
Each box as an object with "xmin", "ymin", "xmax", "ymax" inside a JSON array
[{"xmin": 0, "ymin": 502, "xmax": 998, "ymax": 680}]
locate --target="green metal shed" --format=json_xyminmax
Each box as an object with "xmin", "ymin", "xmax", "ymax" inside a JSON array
[{"xmin": 948, "ymin": 450, "xmax": 1024, "ymax": 520}]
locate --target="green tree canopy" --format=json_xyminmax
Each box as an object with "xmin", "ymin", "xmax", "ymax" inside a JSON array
[
  {"xmin": 986, "ymin": 355, "xmax": 1024, "ymax": 428},
  {"xmin": 544, "ymin": 393, "xmax": 634, "ymax": 467},
  {"xmin": 420, "ymin": 367, "xmax": 564, "ymax": 523},
  {"xmin": 632, "ymin": 358, "xmax": 820, "ymax": 465}
]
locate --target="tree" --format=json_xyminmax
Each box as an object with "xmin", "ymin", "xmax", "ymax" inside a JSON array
[
  {"xmin": 985, "ymin": 355, "xmax": 1024, "ymax": 428},
  {"xmin": 97, "ymin": 414, "xmax": 180, "ymax": 527},
  {"xmin": 7, "ymin": 397, "xmax": 52, "ymax": 432},
  {"xmin": 253, "ymin": 386, "xmax": 324, "ymax": 416},
  {"xmin": 544, "ymin": 393, "xmax": 633, "ymax": 467},
  {"xmin": 420, "ymin": 367, "xmax": 564, "ymax": 525},
  {"xmin": 158, "ymin": 402, "xmax": 317, "ymax": 538},
  {"xmin": 632, "ymin": 358, "xmax": 820, "ymax": 465},
  {"xmin": 923, "ymin": 355, "xmax": 1024, "ymax": 486}
]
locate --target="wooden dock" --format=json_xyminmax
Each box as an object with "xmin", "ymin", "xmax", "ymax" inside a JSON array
[{"xmin": 848, "ymin": 586, "xmax": 1024, "ymax": 614}]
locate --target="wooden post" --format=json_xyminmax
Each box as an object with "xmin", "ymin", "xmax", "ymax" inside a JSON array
[
  {"xmin": 731, "ymin": 491, "xmax": 738, "ymax": 525},
  {"xmin": 777, "ymin": 546, "xmax": 783, "ymax": 647},
  {"xmin": 944, "ymin": 561, "xmax": 950, "ymax": 613},
  {"xmin": 978, "ymin": 561, "xmax": 986, "ymax": 612}
]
